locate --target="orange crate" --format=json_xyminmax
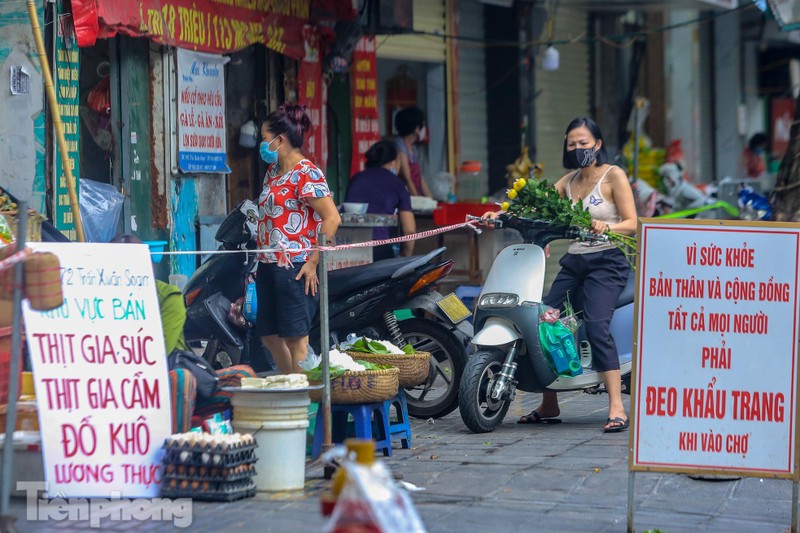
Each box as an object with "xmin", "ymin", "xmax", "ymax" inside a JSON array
[
  {"xmin": 0, "ymin": 327, "xmax": 23, "ymax": 405},
  {"xmin": 432, "ymin": 203, "xmax": 488, "ymax": 226}
]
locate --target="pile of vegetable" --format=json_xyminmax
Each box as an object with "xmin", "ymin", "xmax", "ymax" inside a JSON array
[
  {"xmin": 346, "ymin": 337, "xmax": 415, "ymax": 356},
  {"xmin": 302, "ymin": 337, "xmax": 416, "ymax": 381}
]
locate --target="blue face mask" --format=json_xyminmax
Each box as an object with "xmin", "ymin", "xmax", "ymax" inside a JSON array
[{"xmin": 259, "ymin": 137, "xmax": 279, "ymax": 164}]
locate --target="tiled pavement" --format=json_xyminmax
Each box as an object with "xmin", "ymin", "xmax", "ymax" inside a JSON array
[{"xmin": 8, "ymin": 390, "xmax": 796, "ymax": 532}]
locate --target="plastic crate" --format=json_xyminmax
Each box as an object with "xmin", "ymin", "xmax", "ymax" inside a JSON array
[
  {"xmin": 432, "ymin": 203, "xmax": 489, "ymax": 226},
  {"xmin": 0, "ymin": 327, "xmax": 22, "ymax": 405}
]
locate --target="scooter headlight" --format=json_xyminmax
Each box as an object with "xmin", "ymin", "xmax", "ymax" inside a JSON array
[{"xmin": 479, "ymin": 293, "xmax": 519, "ymax": 308}]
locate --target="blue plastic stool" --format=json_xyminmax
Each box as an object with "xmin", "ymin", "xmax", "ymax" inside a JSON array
[
  {"xmin": 455, "ymin": 285, "xmax": 482, "ymax": 323},
  {"xmin": 384, "ymin": 389, "xmax": 412, "ymax": 449},
  {"xmin": 311, "ymin": 402, "xmax": 392, "ymax": 459}
]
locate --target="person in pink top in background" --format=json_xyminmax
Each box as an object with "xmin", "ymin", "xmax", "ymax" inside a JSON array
[{"xmin": 393, "ymin": 106, "xmax": 433, "ymax": 199}]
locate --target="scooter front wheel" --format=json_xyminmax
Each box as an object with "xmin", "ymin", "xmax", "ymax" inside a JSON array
[{"xmin": 458, "ymin": 350, "xmax": 511, "ymax": 433}]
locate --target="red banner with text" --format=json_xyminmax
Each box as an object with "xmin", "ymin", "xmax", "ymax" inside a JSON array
[
  {"xmin": 298, "ymin": 26, "xmax": 327, "ymax": 172},
  {"xmin": 350, "ymin": 36, "xmax": 381, "ymax": 176},
  {"xmin": 70, "ymin": 0, "xmax": 355, "ymax": 57}
]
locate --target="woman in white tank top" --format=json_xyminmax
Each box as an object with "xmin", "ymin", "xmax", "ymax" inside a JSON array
[
  {"xmin": 485, "ymin": 117, "xmax": 637, "ymax": 433},
  {"xmin": 538, "ymin": 118, "xmax": 637, "ymax": 432}
]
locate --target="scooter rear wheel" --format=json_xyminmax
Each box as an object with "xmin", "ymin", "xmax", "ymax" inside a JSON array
[
  {"xmin": 397, "ymin": 318, "xmax": 467, "ymax": 419},
  {"xmin": 458, "ymin": 350, "xmax": 511, "ymax": 433}
]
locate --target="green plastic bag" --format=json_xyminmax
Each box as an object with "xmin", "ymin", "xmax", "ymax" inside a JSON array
[{"xmin": 539, "ymin": 321, "xmax": 582, "ymax": 377}]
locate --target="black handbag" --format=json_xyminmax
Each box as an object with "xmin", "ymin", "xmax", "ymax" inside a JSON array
[{"xmin": 168, "ymin": 350, "xmax": 219, "ymax": 398}]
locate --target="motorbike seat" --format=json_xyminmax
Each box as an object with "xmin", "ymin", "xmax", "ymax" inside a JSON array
[
  {"xmin": 616, "ymin": 274, "xmax": 636, "ymax": 308},
  {"xmin": 327, "ymin": 248, "xmax": 446, "ymax": 298}
]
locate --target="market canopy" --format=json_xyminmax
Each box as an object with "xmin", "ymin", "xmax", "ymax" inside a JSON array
[{"xmin": 70, "ymin": 0, "xmax": 354, "ymax": 58}]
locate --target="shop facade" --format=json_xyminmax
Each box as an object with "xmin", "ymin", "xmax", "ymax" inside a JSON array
[
  {"xmin": 0, "ymin": 2, "xmax": 47, "ymax": 216},
  {"xmin": 0, "ymin": 0, "xmax": 349, "ymax": 278}
]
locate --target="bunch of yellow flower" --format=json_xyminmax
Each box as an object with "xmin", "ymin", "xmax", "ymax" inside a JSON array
[{"xmin": 500, "ymin": 178, "xmax": 528, "ymax": 211}]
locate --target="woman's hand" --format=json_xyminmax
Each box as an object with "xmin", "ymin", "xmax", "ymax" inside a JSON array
[
  {"xmin": 480, "ymin": 210, "xmax": 502, "ymax": 227},
  {"xmin": 590, "ymin": 219, "xmax": 611, "ymax": 235},
  {"xmin": 296, "ymin": 261, "xmax": 319, "ymax": 296}
]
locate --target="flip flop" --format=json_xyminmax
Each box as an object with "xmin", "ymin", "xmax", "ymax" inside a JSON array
[
  {"xmin": 604, "ymin": 417, "xmax": 629, "ymax": 433},
  {"xmin": 517, "ymin": 411, "xmax": 562, "ymax": 425}
]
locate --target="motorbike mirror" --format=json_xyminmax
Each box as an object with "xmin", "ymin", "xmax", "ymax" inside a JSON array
[{"xmin": 216, "ymin": 200, "xmax": 258, "ymax": 245}]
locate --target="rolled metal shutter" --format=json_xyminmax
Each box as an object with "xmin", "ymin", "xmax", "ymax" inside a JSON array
[
  {"xmin": 534, "ymin": 8, "xmax": 590, "ymax": 183},
  {"xmin": 457, "ymin": 0, "xmax": 488, "ymax": 188},
  {"xmin": 376, "ymin": 0, "xmax": 446, "ymax": 63},
  {"xmin": 534, "ymin": 8, "xmax": 590, "ymax": 291}
]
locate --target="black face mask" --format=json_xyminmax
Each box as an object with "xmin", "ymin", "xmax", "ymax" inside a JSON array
[{"xmin": 567, "ymin": 145, "xmax": 598, "ymax": 168}]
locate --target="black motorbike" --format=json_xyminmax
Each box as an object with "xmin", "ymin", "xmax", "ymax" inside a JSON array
[
  {"xmin": 182, "ymin": 201, "xmax": 274, "ymax": 371},
  {"xmin": 182, "ymin": 202, "xmax": 473, "ymax": 418}
]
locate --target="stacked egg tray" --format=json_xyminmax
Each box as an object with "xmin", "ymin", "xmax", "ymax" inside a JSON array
[{"xmin": 160, "ymin": 439, "xmax": 258, "ymax": 502}]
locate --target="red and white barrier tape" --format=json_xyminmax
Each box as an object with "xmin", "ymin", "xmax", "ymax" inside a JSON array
[
  {"xmin": 155, "ymin": 219, "xmax": 482, "ymax": 258},
  {"xmin": 0, "ymin": 247, "xmax": 30, "ymax": 273}
]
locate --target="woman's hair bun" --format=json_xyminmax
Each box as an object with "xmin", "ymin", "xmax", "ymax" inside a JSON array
[
  {"xmin": 364, "ymin": 140, "xmax": 398, "ymax": 169},
  {"xmin": 282, "ymin": 103, "xmax": 312, "ymax": 135},
  {"xmin": 264, "ymin": 102, "xmax": 313, "ymax": 149}
]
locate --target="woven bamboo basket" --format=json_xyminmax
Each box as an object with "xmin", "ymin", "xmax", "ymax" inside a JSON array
[
  {"xmin": 1, "ymin": 211, "xmax": 45, "ymax": 243},
  {"xmin": 0, "ymin": 247, "xmax": 63, "ymax": 309},
  {"xmin": 23, "ymin": 252, "xmax": 63, "ymax": 311},
  {"xmin": 0, "ymin": 244, "xmax": 21, "ymax": 301},
  {"xmin": 346, "ymin": 351, "xmax": 430, "ymax": 388},
  {"xmin": 309, "ymin": 368, "xmax": 399, "ymax": 404}
]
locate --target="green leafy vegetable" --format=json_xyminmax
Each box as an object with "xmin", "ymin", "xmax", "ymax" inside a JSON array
[
  {"xmin": 401, "ymin": 344, "xmax": 415, "ymax": 355},
  {"xmin": 303, "ymin": 366, "xmax": 347, "ymax": 382},
  {"xmin": 355, "ymin": 360, "xmax": 393, "ymax": 371},
  {"xmin": 348, "ymin": 338, "xmax": 392, "ymax": 354}
]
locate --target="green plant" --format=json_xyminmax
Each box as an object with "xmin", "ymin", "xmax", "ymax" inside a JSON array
[{"xmin": 502, "ymin": 176, "xmax": 637, "ymax": 264}]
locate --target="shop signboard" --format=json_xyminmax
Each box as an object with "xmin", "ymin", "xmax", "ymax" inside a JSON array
[
  {"xmin": 70, "ymin": 0, "xmax": 356, "ymax": 58},
  {"xmin": 53, "ymin": 3, "xmax": 80, "ymax": 241},
  {"xmin": 631, "ymin": 220, "xmax": 800, "ymax": 479},
  {"xmin": 22, "ymin": 243, "xmax": 172, "ymax": 498},
  {"xmin": 298, "ymin": 26, "xmax": 327, "ymax": 173},
  {"xmin": 350, "ymin": 37, "xmax": 381, "ymax": 175},
  {"xmin": 176, "ymin": 48, "xmax": 230, "ymax": 174}
]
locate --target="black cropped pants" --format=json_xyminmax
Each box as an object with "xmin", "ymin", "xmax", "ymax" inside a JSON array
[{"xmin": 543, "ymin": 248, "xmax": 630, "ymax": 372}]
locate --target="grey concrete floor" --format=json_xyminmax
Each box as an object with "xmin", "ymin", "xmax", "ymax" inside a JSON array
[{"xmin": 7, "ymin": 390, "xmax": 796, "ymax": 532}]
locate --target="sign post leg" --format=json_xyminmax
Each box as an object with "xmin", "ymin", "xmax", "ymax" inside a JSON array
[
  {"xmin": 0, "ymin": 203, "xmax": 27, "ymax": 521},
  {"xmin": 318, "ymin": 236, "xmax": 332, "ymax": 464},
  {"xmin": 792, "ymin": 479, "xmax": 798, "ymax": 533},
  {"xmin": 627, "ymin": 469, "xmax": 635, "ymax": 533}
]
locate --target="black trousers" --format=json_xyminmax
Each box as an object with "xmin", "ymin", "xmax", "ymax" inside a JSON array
[{"xmin": 543, "ymin": 248, "xmax": 630, "ymax": 372}]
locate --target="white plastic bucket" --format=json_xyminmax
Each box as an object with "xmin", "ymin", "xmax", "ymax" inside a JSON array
[{"xmin": 231, "ymin": 391, "xmax": 310, "ymax": 492}]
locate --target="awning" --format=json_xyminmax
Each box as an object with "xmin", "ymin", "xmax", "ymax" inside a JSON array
[{"xmin": 70, "ymin": 0, "xmax": 355, "ymax": 59}]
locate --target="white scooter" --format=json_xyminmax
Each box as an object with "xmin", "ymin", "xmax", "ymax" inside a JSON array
[{"xmin": 458, "ymin": 215, "xmax": 635, "ymax": 433}]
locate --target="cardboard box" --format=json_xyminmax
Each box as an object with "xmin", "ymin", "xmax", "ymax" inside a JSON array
[{"xmin": 0, "ymin": 402, "xmax": 39, "ymax": 432}]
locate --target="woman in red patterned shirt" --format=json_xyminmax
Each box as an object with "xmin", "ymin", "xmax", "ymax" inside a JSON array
[{"xmin": 256, "ymin": 103, "xmax": 341, "ymax": 374}]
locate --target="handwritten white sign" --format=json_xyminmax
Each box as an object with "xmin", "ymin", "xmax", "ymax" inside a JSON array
[
  {"xmin": 632, "ymin": 221, "xmax": 800, "ymax": 478},
  {"xmin": 23, "ymin": 243, "xmax": 172, "ymax": 497},
  {"xmin": 177, "ymin": 48, "xmax": 230, "ymax": 173}
]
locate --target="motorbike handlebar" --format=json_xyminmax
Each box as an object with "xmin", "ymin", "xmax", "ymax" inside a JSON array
[
  {"xmin": 575, "ymin": 228, "xmax": 610, "ymax": 244},
  {"xmin": 469, "ymin": 213, "xmax": 611, "ymax": 246}
]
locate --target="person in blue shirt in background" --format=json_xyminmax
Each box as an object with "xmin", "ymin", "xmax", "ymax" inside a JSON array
[{"xmin": 346, "ymin": 140, "xmax": 417, "ymax": 261}]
